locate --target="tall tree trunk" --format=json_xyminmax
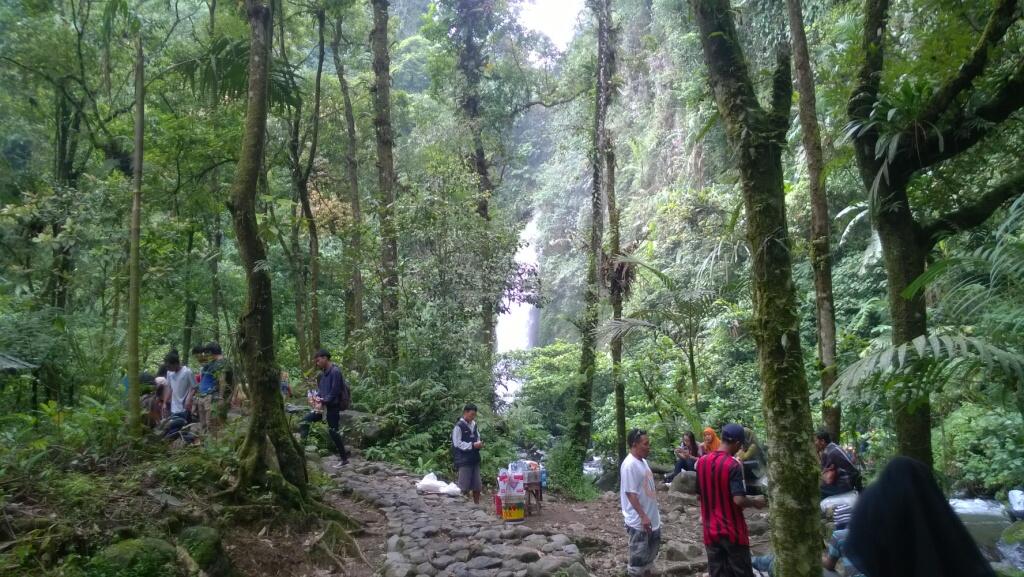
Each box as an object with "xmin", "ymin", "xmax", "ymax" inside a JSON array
[
  {"xmin": 607, "ymin": 143, "xmax": 626, "ymax": 464},
  {"xmin": 686, "ymin": 337, "xmax": 699, "ymax": 408},
  {"xmin": 331, "ymin": 19, "xmax": 365, "ymax": 364},
  {"xmin": 847, "ymin": 0, "xmax": 1024, "ymax": 467},
  {"xmin": 210, "ymin": 215, "xmax": 223, "ymax": 343},
  {"xmin": 370, "ymin": 0, "xmax": 400, "ymax": 378},
  {"xmin": 290, "ymin": 9, "xmax": 326, "ymax": 353},
  {"xmin": 290, "ymin": 204, "xmax": 310, "ymax": 368},
  {"xmin": 786, "ymin": 0, "xmax": 840, "ymax": 441},
  {"xmin": 691, "ymin": 2, "xmax": 820, "ymax": 576},
  {"xmin": 182, "ymin": 228, "xmax": 197, "ymax": 356},
  {"xmin": 573, "ymin": 0, "xmax": 613, "ymax": 462},
  {"xmin": 230, "ymin": 0, "xmax": 307, "ymax": 496},
  {"xmin": 126, "ymin": 33, "xmax": 145, "ymax": 435}
]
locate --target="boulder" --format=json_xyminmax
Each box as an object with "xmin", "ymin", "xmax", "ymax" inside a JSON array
[
  {"xmin": 339, "ymin": 410, "xmax": 395, "ymax": 447},
  {"xmin": 664, "ymin": 540, "xmax": 703, "ymax": 562},
  {"xmin": 179, "ymin": 526, "xmax": 233, "ymax": 577},
  {"xmin": 87, "ymin": 538, "xmax": 183, "ymax": 577},
  {"xmin": 670, "ymin": 471, "xmax": 698, "ymax": 495},
  {"xmin": 526, "ymin": 555, "xmax": 577, "ymax": 577},
  {"xmin": 595, "ymin": 471, "xmax": 618, "ymax": 492}
]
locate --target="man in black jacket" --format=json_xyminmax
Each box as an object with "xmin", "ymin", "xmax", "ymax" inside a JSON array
[
  {"xmin": 451, "ymin": 403, "xmax": 484, "ymax": 503},
  {"xmin": 300, "ymin": 349, "xmax": 350, "ymax": 467}
]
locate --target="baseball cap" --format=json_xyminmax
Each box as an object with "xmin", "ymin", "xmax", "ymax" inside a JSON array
[{"xmin": 722, "ymin": 423, "xmax": 745, "ymax": 443}]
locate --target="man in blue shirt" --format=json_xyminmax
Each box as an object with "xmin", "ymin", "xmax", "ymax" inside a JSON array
[{"xmin": 299, "ymin": 349, "xmax": 350, "ymax": 467}]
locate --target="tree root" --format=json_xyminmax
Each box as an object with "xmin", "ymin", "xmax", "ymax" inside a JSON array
[{"xmin": 318, "ymin": 519, "xmax": 368, "ymax": 566}]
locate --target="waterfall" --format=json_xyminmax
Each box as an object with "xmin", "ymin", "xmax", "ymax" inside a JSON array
[{"xmin": 494, "ymin": 216, "xmax": 540, "ymax": 403}]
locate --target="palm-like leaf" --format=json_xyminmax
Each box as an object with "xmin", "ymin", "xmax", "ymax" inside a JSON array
[{"xmin": 835, "ymin": 333, "xmax": 1024, "ymax": 395}]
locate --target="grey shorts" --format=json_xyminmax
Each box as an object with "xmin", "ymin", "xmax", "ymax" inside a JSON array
[
  {"xmin": 626, "ymin": 526, "xmax": 661, "ymax": 576},
  {"xmin": 457, "ymin": 464, "xmax": 482, "ymax": 492}
]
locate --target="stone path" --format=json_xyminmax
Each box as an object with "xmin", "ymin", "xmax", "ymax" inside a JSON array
[{"xmin": 327, "ymin": 459, "xmax": 594, "ymax": 577}]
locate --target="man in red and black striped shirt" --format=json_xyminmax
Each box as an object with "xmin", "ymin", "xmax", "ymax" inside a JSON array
[{"xmin": 696, "ymin": 424, "xmax": 766, "ymax": 577}]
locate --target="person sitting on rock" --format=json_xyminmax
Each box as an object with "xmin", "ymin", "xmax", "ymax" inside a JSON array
[
  {"xmin": 737, "ymin": 427, "xmax": 766, "ymax": 484},
  {"xmin": 665, "ymin": 431, "xmax": 700, "ymax": 483},
  {"xmin": 816, "ymin": 430, "xmax": 861, "ymax": 498},
  {"xmin": 699, "ymin": 426, "xmax": 721, "ymax": 456},
  {"xmin": 451, "ymin": 403, "xmax": 484, "ymax": 504}
]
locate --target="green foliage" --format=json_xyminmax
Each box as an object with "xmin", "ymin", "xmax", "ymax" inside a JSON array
[
  {"xmin": 935, "ymin": 404, "xmax": 1024, "ymax": 497},
  {"xmin": 84, "ymin": 538, "xmax": 182, "ymax": 577},
  {"xmin": 546, "ymin": 440, "xmax": 599, "ymax": 501}
]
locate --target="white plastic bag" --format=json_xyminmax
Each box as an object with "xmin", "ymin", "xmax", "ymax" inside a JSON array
[
  {"xmin": 415, "ymin": 473, "xmax": 448, "ymax": 493},
  {"xmin": 441, "ymin": 482, "xmax": 463, "ymax": 496}
]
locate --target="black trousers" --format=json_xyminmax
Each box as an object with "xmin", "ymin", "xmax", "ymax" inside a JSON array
[
  {"xmin": 706, "ymin": 539, "xmax": 754, "ymax": 577},
  {"xmin": 299, "ymin": 407, "xmax": 347, "ymax": 460}
]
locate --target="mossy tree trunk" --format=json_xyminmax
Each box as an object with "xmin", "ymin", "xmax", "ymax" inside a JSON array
[
  {"xmin": 126, "ymin": 32, "xmax": 145, "ymax": 435},
  {"xmin": 849, "ymin": 0, "xmax": 1024, "ymax": 467},
  {"xmin": 786, "ymin": 0, "xmax": 840, "ymax": 441},
  {"xmin": 229, "ymin": 0, "xmax": 307, "ymax": 496},
  {"xmin": 286, "ymin": 7, "xmax": 326, "ymax": 354},
  {"xmin": 607, "ymin": 144, "xmax": 627, "ymax": 464},
  {"xmin": 691, "ymin": 2, "xmax": 820, "ymax": 576},
  {"xmin": 331, "ymin": 17, "xmax": 365, "ymax": 370},
  {"xmin": 370, "ymin": 0, "xmax": 400, "ymax": 379},
  {"xmin": 573, "ymin": 0, "xmax": 614, "ymax": 463},
  {"xmin": 451, "ymin": 0, "xmax": 498, "ymax": 367}
]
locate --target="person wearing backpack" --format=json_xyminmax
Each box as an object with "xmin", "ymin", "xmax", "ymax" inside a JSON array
[{"xmin": 816, "ymin": 430, "xmax": 862, "ymax": 497}]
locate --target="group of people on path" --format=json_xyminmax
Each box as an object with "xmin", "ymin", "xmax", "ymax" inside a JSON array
[
  {"xmin": 620, "ymin": 425, "xmax": 998, "ymax": 577},
  {"xmin": 621, "ymin": 425, "xmax": 766, "ymax": 577},
  {"xmin": 138, "ymin": 342, "xmax": 233, "ymax": 441}
]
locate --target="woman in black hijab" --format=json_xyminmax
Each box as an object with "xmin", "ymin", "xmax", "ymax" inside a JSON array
[{"xmin": 845, "ymin": 456, "xmax": 995, "ymax": 577}]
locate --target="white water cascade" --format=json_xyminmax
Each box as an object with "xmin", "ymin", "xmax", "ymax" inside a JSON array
[{"xmin": 494, "ymin": 217, "xmax": 540, "ymax": 403}]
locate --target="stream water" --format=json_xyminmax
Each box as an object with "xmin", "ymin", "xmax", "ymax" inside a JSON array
[{"xmin": 494, "ymin": 217, "xmax": 540, "ymax": 404}]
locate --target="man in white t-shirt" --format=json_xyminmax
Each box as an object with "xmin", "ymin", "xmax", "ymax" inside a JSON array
[
  {"xmin": 163, "ymin": 351, "xmax": 195, "ymax": 418},
  {"xmin": 620, "ymin": 428, "xmax": 662, "ymax": 576}
]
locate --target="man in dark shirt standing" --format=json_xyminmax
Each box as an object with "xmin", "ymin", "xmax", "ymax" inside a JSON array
[
  {"xmin": 299, "ymin": 349, "xmax": 351, "ymax": 467},
  {"xmin": 696, "ymin": 423, "xmax": 766, "ymax": 577}
]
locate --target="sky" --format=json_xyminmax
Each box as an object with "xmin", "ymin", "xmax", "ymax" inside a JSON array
[{"xmin": 517, "ymin": 0, "xmax": 586, "ymax": 51}]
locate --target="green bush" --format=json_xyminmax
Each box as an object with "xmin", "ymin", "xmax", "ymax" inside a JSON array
[
  {"xmin": 84, "ymin": 538, "xmax": 183, "ymax": 577},
  {"xmin": 547, "ymin": 440, "xmax": 599, "ymax": 501},
  {"xmin": 935, "ymin": 404, "xmax": 1024, "ymax": 497}
]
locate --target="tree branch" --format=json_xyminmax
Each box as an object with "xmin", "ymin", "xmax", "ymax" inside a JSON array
[
  {"xmin": 509, "ymin": 86, "xmax": 588, "ymax": 117},
  {"xmin": 914, "ymin": 0, "xmax": 1019, "ymax": 129},
  {"xmin": 907, "ymin": 58, "xmax": 1024, "ymax": 173},
  {"xmin": 922, "ymin": 168, "xmax": 1024, "ymax": 248}
]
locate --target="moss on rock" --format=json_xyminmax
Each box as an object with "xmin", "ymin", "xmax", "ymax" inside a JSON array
[
  {"xmin": 180, "ymin": 525, "xmax": 233, "ymax": 577},
  {"xmin": 85, "ymin": 537, "xmax": 182, "ymax": 577},
  {"xmin": 1003, "ymin": 521, "xmax": 1024, "ymax": 545}
]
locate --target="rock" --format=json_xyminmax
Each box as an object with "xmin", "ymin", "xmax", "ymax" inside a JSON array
[
  {"xmin": 596, "ymin": 471, "xmax": 618, "ymax": 491},
  {"xmin": 416, "ymin": 562, "xmax": 438, "ymax": 576},
  {"xmin": 523, "ymin": 534, "xmax": 548, "ymax": 547},
  {"xmin": 567, "ymin": 523, "xmax": 586, "ymax": 533},
  {"xmin": 465, "ymin": 556, "xmax": 503, "ymax": 570},
  {"xmin": 146, "ymin": 489, "xmax": 185, "ymax": 508},
  {"xmin": 384, "ymin": 562, "xmax": 414, "ymax": 577},
  {"xmin": 562, "ymin": 544, "xmax": 580, "ymax": 557},
  {"xmin": 563, "ymin": 562, "xmax": 591, "ymax": 577},
  {"xmin": 477, "ymin": 529, "xmax": 502, "ymax": 542},
  {"xmin": 407, "ymin": 548, "xmax": 429, "ymax": 564},
  {"xmin": 339, "ymin": 410, "xmax": 395, "ymax": 447},
  {"xmin": 747, "ymin": 520, "xmax": 769, "ymax": 537},
  {"xmin": 670, "ymin": 471, "xmax": 698, "ymax": 495},
  {"xmin": 88, "ymin": 538, "xmax": 184, "ymax": 577},
  {"xmin": 454, "ymin": 549, "xmax": 471, "ymax": 563},
  {"xmin": 550, "ymin": 534, "xmax": 571, "ymax": 546},
  {"xmin": 388, "ymin": 535, "xmax": 402, "ymax": 553},
  {"xmin": 526, "ymin": 555, "xmax": 576, "ymax": 577},
  {"xmin": 178, "ymin": 526, "xmax": 232, "ymax": 577},
  {"xmin": 664, "ymin": 540, "xmax": 703, "ymax": 562},
  {"xmin": 431, "ymin": 555, "xmax": 456, "ymax": 569}
]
